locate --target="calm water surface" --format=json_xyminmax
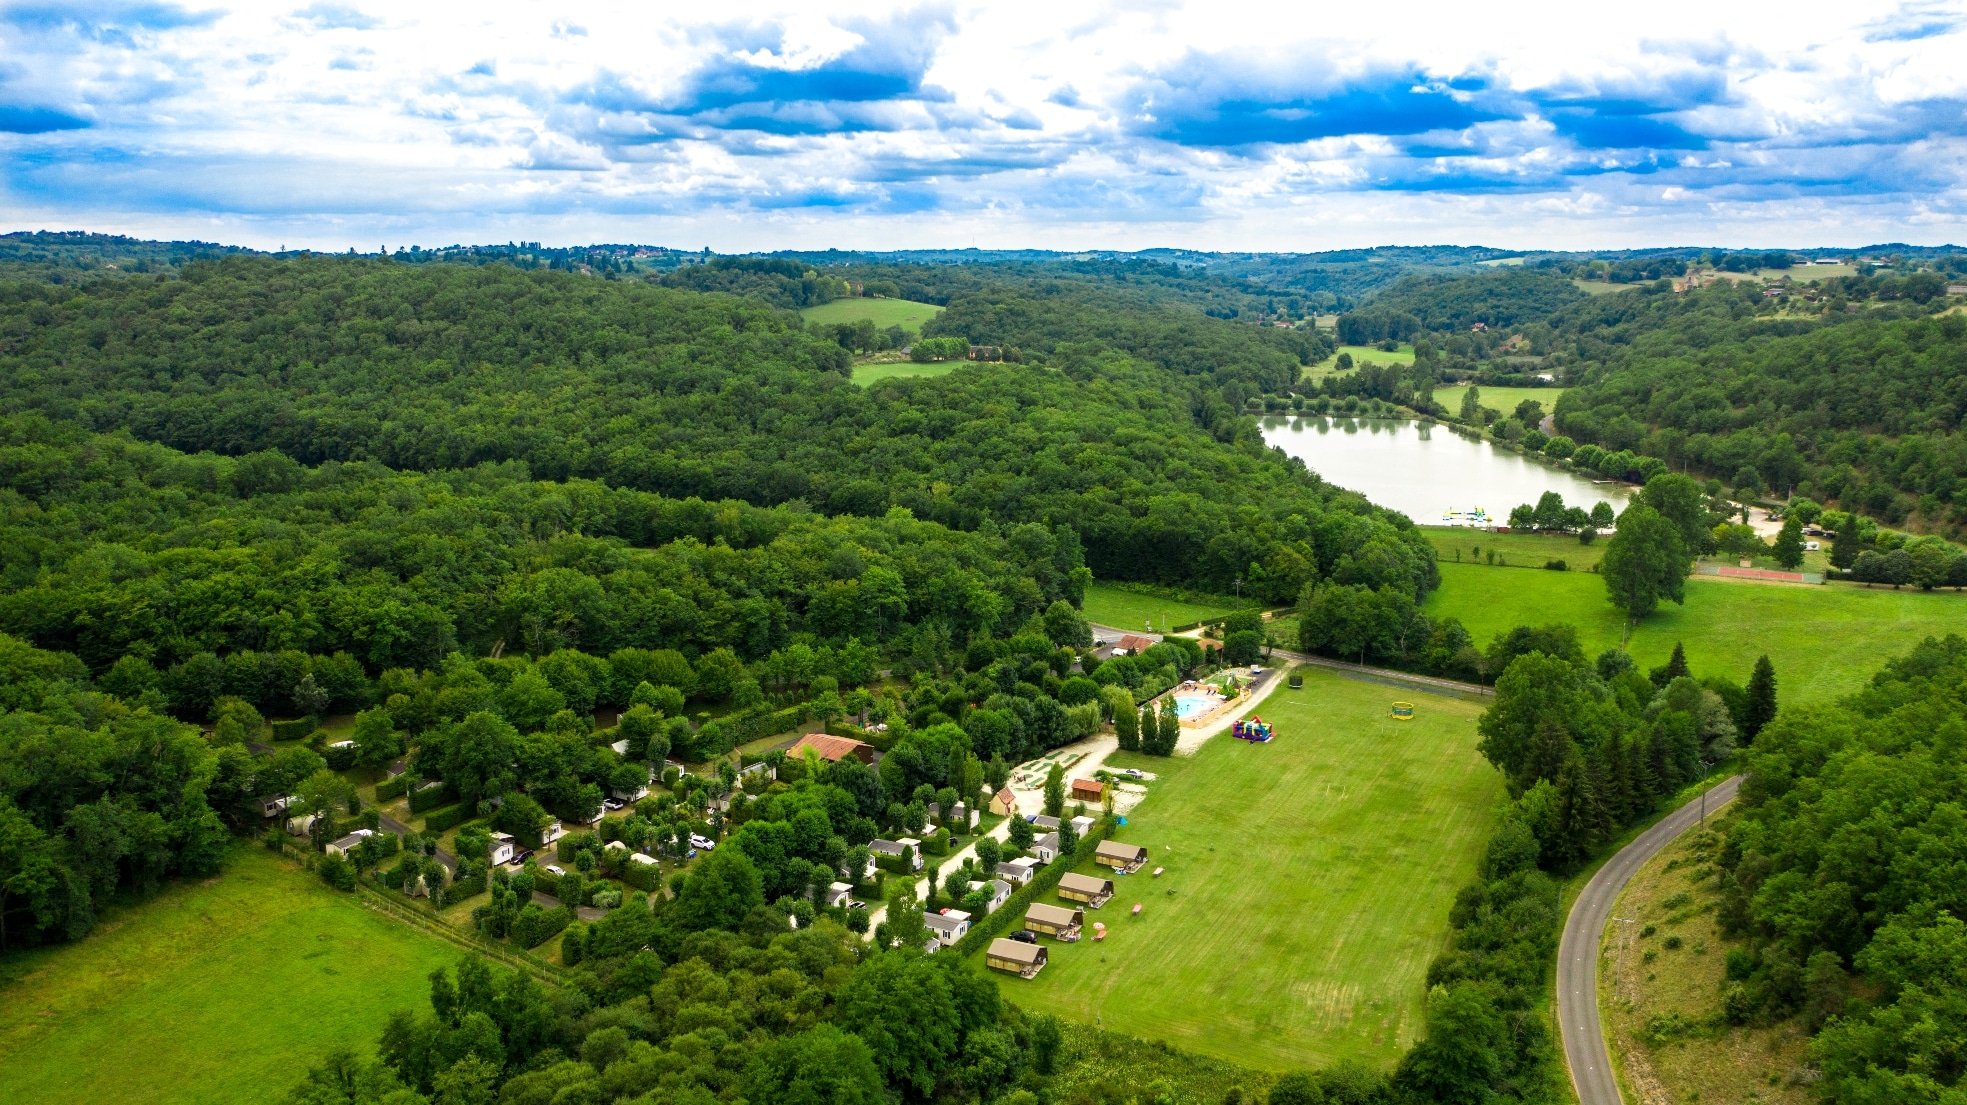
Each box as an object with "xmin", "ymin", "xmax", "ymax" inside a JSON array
[{"xmin": 1262, "ymin": 416, "xmax": 1630, "ymax": 523}]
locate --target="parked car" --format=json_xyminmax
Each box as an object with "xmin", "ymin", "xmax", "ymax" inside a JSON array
[
  {"xmin": 544, "ymin": 864, "xmax": 565, "ymax": 876},
  {"xmin": 509, "ymin": 849, "xmax": 534, "ymax": 866},
  {"xmin": 848, "ymin": 899, "xmax": 866, "ymax": 910},
  {"xmin": 1118, "ymin": 768, "xmax": 1146, "ymax": 780},
  {"xmin": 1008, "ymin": 929, "xmax": 1038, "ymax": 944},
  {"xmin": 602, "ymin": 798, "xmax": 625, "ymax": 811},
  {"xmin": 690, "ymin": 834, "xmax": 716, "ymax": 850}
]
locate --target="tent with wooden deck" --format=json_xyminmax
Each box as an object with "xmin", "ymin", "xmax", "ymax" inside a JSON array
[
  {"xmin": 1057, "ymin": 871, "xmax": 1115, "ymax": 908},
  {"xmin": 986, "ymin": 938, "xmax": 1047, "ymax": 978},
  {"xmin": 1025, "ymin": 902, "xmax": 1084, "ymax": 941},
  {"xmin": 1095, "ymin": 839, "xmax": 1149, "ymax": 873}
]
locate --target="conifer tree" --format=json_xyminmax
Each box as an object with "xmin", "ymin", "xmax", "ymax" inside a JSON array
[
  {"xmin": 1115, "ymin": 702, "xmax": 1140, "ymax": 752},
  {"xmin": 1744, "ymin": 655, "xmax": 1778, "ymax": 742},
  {"xmin": 1651, "ymin": 641, "xmax": 1691, "ymax": 687}
]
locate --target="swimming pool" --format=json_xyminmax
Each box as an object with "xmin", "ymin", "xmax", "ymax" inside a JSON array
[{"xmin": 1174, "ymin": 694, "xmax": 1215, "ymax": 720}]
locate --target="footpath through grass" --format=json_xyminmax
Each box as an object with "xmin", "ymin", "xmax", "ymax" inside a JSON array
[
  {"xmin": 1080, "ymin": 581, "xmax": 1251, "ymax": 633},
  {"xmin": 800, "ymin": 296, "xmax": 944, "ymax": 334},
  {"xmin": 0, "ymin": 845, "xmax": 460, "ymax": 1105},
  {"xmin": 1424, "ymin": 560, "xmax": 1967, "ymax": 705},
  {"xmin": 983, "ymin": 669, "xmax": 1503, "ymax": 1071}
]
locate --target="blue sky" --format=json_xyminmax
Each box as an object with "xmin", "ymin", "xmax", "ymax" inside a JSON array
[{"xmin": 1, "ymin": 0, "xmax": 1963, "ymax": 250}]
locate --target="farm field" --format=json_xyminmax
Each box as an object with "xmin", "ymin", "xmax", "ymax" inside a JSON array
[
  {"xmin": 0, "ymin": 846, "xmax": 460, "ymax": 1105},
  {"xmin": 851, "ymin": 359, "xmax": 963, "ymax": 386},
  {"xmin": 1423, "ymin": 560, "xmax": 1967, "ymax": 704},
  {"xmin": 1433, "ymin": 386, "xmax": 1565, "ymax": 419},
  {"xmin": 1081, "ymin": 581, "xmax": 1251, "ymax": 633},
  {"xmin": 1572, "ymin": 279, "xmax": 1635, "ymax": 296},
  {"xmin": 985, "ymin": 669, "xmax": 1503, "ymax": 1070},
  {"xmin": 800, "ymin": 296, "xmax": 944, "ymax": 334}
]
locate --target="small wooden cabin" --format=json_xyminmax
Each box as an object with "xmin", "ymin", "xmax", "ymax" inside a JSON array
[
  {"xmin": 1025, "ymin": 902, "xmax": 1084, "ymax": 941},
  {"xmin": 1095, "ymin": 840, "xmax": 1149, "ymax": 873}
]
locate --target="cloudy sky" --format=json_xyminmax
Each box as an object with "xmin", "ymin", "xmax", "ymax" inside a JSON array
[{"xmin": 2, "ymin": 0, "xmax": 1964, "ymax": 251}]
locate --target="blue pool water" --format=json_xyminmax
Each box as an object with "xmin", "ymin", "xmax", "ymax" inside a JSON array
[{"xmin": 1174, "ymin": 694, "xmax": 1213, "ymax": 719}]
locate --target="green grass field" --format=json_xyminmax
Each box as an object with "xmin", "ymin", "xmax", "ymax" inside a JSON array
[
  {"xmin": 800, "ymin": 297, "xmax": 944, "ymax": 334},
  {"xmin": 851, "ymin": 360, "xmax": 963, "ymax": 386},
  {"xmin": 0, "ymin": 846, "xmax": 460, "ymax": 1105},
  {"xmin": 1433, "ymin": 386, "xmax": 1565, "ymax": 420},
  {"xmin": 1424, "ymin": 561, "xmax": 1967, "ymax": 704},
  {"xmin": 985, "ymin": 669, "xmax": 1503, "ymax": 1070},
  {"xmin": 1572, "ymin": 279, "xmax": 1634, "ymax": 296},
  {"xmin": 1082, "ymin": 581, "xmax": 1252, "ymax": 633},
  {"xmin": 1420, "ymin": 525, "xmax": 1608, "ymax": 571},
  {"xmin": 1309, "ymin": 343, "xmax": 1415, "ymax": 375}
]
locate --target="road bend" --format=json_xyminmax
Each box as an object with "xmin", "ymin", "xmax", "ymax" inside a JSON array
[{"xmin": 1559, "ymin": 774, "xmax": 1743, "ymax": 1105}]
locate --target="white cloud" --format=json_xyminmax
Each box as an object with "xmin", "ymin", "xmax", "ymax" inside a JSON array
[{"xmin": 0, "ymin": 0, "xmax": 1961, "ymax": 248}]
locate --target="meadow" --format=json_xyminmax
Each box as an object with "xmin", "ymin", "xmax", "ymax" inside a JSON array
[
  {"xmin": 1306, "ymin": 343, "xmax": 1414, "ymax": 382},
  {"xmin": 1433, "ymin": 385, "xmax": 1565, "ymax": 420},
  {"xmin": 1081, "ymin": 581, "xmax": 1251, "ymax": 632},
  {"xmin": 1420, "ymin": 525, "xmax": 1607, "ymax": 571},
  {"xmin": 1424, "ymin": 560, "xmax": 1967, "ymax": 704},
  {"xmin": 984, "ymin": 669, "xmax": 1503, "ymax": 1071},
  {"xmin": 850, "ymin": 359, "xmax": 963, "ymax": 386},
  {"xmin": 800, "ymin": 296, "xmax": 945, "ymax": 334},
  {"xmin": 0, "ymin": 846, "xmax": 460, "ymax": 1105}
]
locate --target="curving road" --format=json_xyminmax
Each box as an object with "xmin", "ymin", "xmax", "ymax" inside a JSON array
[{"xmin": 1558, "ymin": 774, "xmax": 1743, "ymax": 1105}]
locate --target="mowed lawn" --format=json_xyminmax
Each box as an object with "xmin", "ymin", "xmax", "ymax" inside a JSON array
[
  {"xmin": 1425, "ymin": 561, "xmax": 1967, "ymax": 705},
  {"xmin": 986, "ymin": 670, "xmax": 1503, "ymax": 1070},
  {"xmin": 1081, "ymin": 581, "xmax": 1251, "ymax": 633},
  {"xmin": 0, "ymin": 846, "xmax": 460, "ymax": 1105},
  {"xmin": 800, "ymin": 296, "xmax": 944, "ymax": 334}
]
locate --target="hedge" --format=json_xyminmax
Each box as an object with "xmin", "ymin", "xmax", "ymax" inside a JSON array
[
  {"xmin": 408, "ymin": 782, "xmax": 454, "ymax": 814},
  {"xmin": 375, "ymin": 775, "xmax": 410, "ymax": 802},
  {"xmin": 952, "ymin": 815, "xmax": 1115, "ymax": 958},
  {"xmin": 511, "ymin": 903, "xmax": 575, "ymax": 949},
  {"xmin": 422, "ymin": 804, "xmax": 471, "ymax": 832},
  {"xmin": 618, "ymin": 860, "xmax": 660, "ymax": 893},
  {"xmin": 447, "ymin": 873, "xmax": 488, "ymax": 900},
  {"xmin": 270, "ymin": 715, "xmax": 319, "ymax": 742}
]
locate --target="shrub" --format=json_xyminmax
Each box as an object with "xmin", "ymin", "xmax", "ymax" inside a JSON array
[
  {"xmin": 422, "ymin": 804, "xmax": 471, "ymax": 833},
  {"xmin": 510, "ymin": 903, "xmax": 575, "ymax": 949},
  {"xmin": 446, "ymin": 873, "xmax": 488, "ymax": 900},
  {"xmin": 317, "ymin": 852, "xmax": 357, "ymax": 891},
  {"xmin": 1543, "ymin": 560, "xmax": 1568, "ymax": 571},
  {"xmin": 374, "ymin": 775, "xmax": 410, "ymax": 802},
  {"xmin": 618, "ymin": 860, "xmax": 660, "ymax": 893},
  {"xmin": 270, "ymin": 715, "xmax": 320, "ymax": 742},
  {"xmin": 408, "ymin": 782, "xmax": 453, "ymax": 813}
]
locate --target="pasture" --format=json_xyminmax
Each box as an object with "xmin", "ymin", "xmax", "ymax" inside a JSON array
[
  {"xmin": 986, "ymin": 669, "xmax": 1503, "ymax": 1071},
  {"xmin": 1423, "ymin": 560, "xmax": 1967, "ymax": 705},
  {"xmin": 800, "ymin": 296, "xmax": 944, "ymax": 335},
  {"xmin": 0, "ymin": 846, "xmax": 460, "ymax": 1105},
  {"xmin": 1081, "ymin": 581, "xmax": 1251, "ymax": 633},
  {"xmin": 851, "ymin": 359, "xmax": 964, "ymax": 386},
  {"xmin": 1420, "ymin": 525, "xmax": 1608, "ymax": 572},
  {"xmin": 1308, "ymin": 343, "xmax": 1415, "ymax": 377},
  {"xmin": 1433, "ymin": 386, "xmax": 1565, "ymax": 421}
]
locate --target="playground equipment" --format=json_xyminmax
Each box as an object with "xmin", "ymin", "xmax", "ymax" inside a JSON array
[
  {"xmin": 1288, "ymin": 673, "xmax": 1303, "ymax": 689},
  {"xmin": 1232, "ymin": 716, "xmax": 1274, "ymax": 742},
  {"xmin": 1390, "ymin": 701, "xmax": 1416, "ymax": 721}
]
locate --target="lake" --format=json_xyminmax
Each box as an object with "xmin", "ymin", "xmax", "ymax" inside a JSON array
[{"xmin": 1262, "ymin": 416, "xmax": 1630, "ymax": 524}]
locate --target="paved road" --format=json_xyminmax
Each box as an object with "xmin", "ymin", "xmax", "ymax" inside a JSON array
[{"xmin": 1559, "ymin": 774, "xmax": 1743, "ymax": 1105}]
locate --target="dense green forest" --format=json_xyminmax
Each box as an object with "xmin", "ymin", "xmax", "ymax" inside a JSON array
[
  {"xmin": 1715, "ymin": 634, "xmax": 1967, "ymax": 1104},
  {"xmin": 0, "ymin": 256, "xmax": 1427, "ymax": 595}
]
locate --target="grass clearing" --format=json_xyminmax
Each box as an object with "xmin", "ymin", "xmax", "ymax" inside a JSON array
[
  {"xmin": 0, "ymin": 845, "xmax": 460, "ymax": 1105},
  {"xmin": 1309, "ymin": 344, "xmax": 1415, "ymax": 375},
  {"xmin": 1423, "ymin": 560, "xmax": 1967, "ymax": 704},
  {"xmin": 983, "ymin": 669, "xmax": 1503, "ymax": 1071},
  {"xmin": 1573, "ymin": 279, "xmax": 1636, "ymax": 296},
  {"xmin": 1601, "ymin": 813, "xmax": 1813, "ymax": 1105},
  {"xmin": 1433, "ymin": 386, "xmax": 1566, "ymax": 420},
  {"xmin": 1420, "ymin": 525, "xmax": 1608, "ymax": 572},
  {"xmin": 851, "ymin": 360, "xmax": 963, "ymax": 386},
  {"xmin": 800, "ymin": 297, "xmax": 944, "ymax": 335},
  {"xmin": 1081, "ymin": 581, "xmax": 1252, "ymax": 633}
]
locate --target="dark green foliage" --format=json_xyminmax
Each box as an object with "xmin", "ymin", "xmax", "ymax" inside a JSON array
[
  {"xmin": 1718, "ymin": 636, "xmax": 1967, "ymax": 1102},
  {"xmin": 1744, "ymin": 655, "xmax": 1778, "ymax": 741},
  {"xmin": 1601, "ymin": 504, "xmax": 1690, "ymax": 624},
  {"xmin": 420, "ymin": 805, "xmax": 471, "ymax": 833}
]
